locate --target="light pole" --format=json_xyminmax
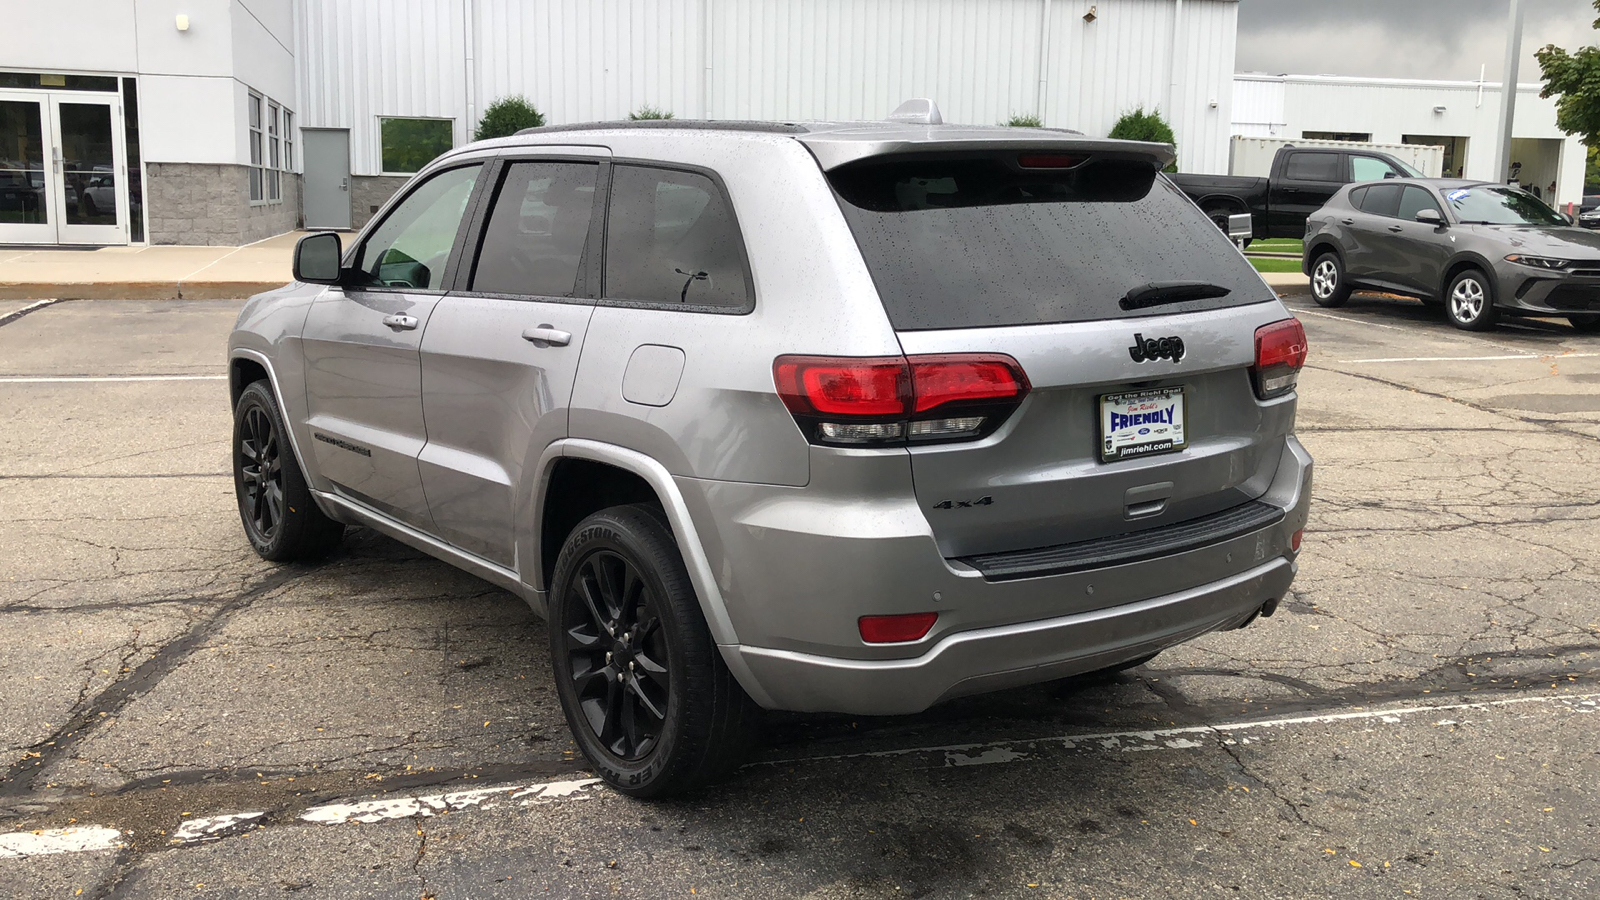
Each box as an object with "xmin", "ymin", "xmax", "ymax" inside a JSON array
[{"xmin": 1493, "ymin": 0, "xmax": 1526, "ymax": 185}]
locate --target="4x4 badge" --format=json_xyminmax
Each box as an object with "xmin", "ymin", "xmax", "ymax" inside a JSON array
[{"xmin": 1128, "ymin": 333, "xmax": 1185, "ymax": 363}]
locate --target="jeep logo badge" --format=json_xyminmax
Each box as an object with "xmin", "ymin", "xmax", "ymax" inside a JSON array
[{"xmin": 1128, "ymin": 333, "xmax": 1185, "ymax": 363}]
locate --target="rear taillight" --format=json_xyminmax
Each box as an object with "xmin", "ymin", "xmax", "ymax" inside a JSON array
[
  {"xmin": 1252, "ymin": 319, "xmax": 1307, "ymax": 400},
  {"xmin": 774, "ymin": 354, "xmax": 1029, "ymax": 446}
]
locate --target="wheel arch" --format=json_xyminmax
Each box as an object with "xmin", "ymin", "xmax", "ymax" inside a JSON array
[
  {"xmin": 1440, "ymin": 253, "xmax": 1498, "ymax": 301},
  {"xmin": 530, "ymin": 439, "xmax": 742, "ymax": 648},
  {"xmin": 228, "ymin": 349, "xmax": 318, "ymax": 507},
  {"xmin": 1306, "ymin": 240, "xmax": 1343, "ymax": 276}
]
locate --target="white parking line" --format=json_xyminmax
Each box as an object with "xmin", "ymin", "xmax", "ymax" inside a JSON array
[
  {"xmin": 1, "ymin": 694, "xmax": 1592, "ymax": 859},
  {"xmin": 0, "ymin": 375, "xmax": 227, "ymax": 383},
  {"xmin": 1292, "ymin": 309, "xmax": 1406, "ymax": 330},
  {"xmin": 1345, "ymin": 353, "xmax": 1600, "ymax": 363}
]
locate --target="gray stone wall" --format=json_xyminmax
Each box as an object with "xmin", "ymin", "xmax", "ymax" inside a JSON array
[
  {"xmin": 350, "ymin": 176, "xmax": 410, "ymax": 230},
  {"xmin": 145, "ymin": 163, "xmax": 301, "ymax": 246}
]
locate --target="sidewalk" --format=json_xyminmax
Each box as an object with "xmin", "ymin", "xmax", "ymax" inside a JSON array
[{"xmin": 0, "ymin": 231, "xmax": 305, "ymax": 301}]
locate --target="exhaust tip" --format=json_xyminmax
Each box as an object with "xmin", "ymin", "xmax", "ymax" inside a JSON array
[{"xmin": 1259, "ymin": 597, "xmax": 1280, "ymax": 618}]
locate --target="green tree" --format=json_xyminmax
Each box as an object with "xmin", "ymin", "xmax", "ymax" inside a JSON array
[
  {"xmin": 1003, "ymin": 113, "xmax": 1043, "ymax": 127},
  {"xmin": 473, "ymin": 96, "xmax": 545, "ymax": 141},
  {"xmin": 1108, "ymin": 106, "xmax": 1177, "ymax": 172},
  {"xmin": 1537, "ymin": 0, "xmax": 1600, "ymax": 182},
  {"xmin": 629, "ymin": 105, "xmax": 675, "ymax": 121}
]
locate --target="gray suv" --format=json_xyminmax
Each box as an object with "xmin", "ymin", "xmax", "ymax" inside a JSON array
[{"xmin": 228, "ymin": 107, "xmax": 1313, "ymax": 796}]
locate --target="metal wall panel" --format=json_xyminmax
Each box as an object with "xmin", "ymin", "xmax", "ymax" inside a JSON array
[{"xmin": 296, "ymin": 0, "xmax": 1239, "ymax": 176}]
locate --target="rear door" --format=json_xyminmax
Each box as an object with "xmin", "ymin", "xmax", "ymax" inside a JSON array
[
  {"xmin": 1268, "ymin": 151, "xmax": 1343, "ymax": 237},
  {"xmin": 828, "ymin": 154, "xmax": 1296, "ymax": 558},
  {"xmin": 417, "ymin": 152, "xmax": 606, "ymax": 568},
  {"xmin": 300, "ymin": 162, "xmax": 484, "ymax": 530},
  {"xmin": 1345, "ymin": 182, "xmax": 1403, "ymax": 282}
]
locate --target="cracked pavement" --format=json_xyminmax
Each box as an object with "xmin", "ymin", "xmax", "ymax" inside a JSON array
[{"xmin": 0, "ymin": 294, "xmax": 1596, "ymax": 898}]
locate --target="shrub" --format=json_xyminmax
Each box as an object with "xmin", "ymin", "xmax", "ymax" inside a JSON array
[
  {"xmin": 629, "ymin": 105, "xmax": 675, "ymax": 121},
  {"xmin": 474, "ymin": 96, "xmax": 545, "ymax": 141},
  {"xmin": 1108, "ymin": 107, "xmax": 1177, "ymax": 171},
  {"xmin": 1003, "ymin": 113, "xmax": 1044, "ymax": 128}
]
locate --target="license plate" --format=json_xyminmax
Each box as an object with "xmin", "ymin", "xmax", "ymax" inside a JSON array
[{"xmin": 1099, "ymin": 387, "xmax": 1188, "ymax": 462}]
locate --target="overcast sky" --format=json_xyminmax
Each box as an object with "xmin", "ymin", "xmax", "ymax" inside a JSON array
[{"xmin": 1236, "ymin": 0, "xmax": 1597, "ymax": 82}]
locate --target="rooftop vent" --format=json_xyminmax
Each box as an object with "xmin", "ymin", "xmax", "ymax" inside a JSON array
[{"xmin": 886, "ymin": 98, "xmax": 943, "ymax": 126}]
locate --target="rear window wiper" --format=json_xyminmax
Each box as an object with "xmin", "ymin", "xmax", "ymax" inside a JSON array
[{"xmin": 1120, "ymin": 281, "xmax": 1231, "ymax": 311}]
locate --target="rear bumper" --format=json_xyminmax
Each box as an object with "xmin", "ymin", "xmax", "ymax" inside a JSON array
[
  {"xmin": 695, "ymin": 435, "xmax": 1313, "ymax": 715},
  {"xmin": 737, "ymin": 557, "xmax": 1294, "ymax": 715}
]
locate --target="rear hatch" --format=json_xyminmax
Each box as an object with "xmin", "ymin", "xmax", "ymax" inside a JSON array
[{"xmin": 824, "ymin": 149, "xmax": 1298, "ymax": 559}]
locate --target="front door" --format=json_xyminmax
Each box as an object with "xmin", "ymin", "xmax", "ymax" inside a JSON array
[
  {"xmin": 51, "ymin": 96, "xmax": 126, "ymax": 245},
  {"xmin": 300, "ymin": 162, "xmax": 485, "ymax": 530},
  {"xmin": 0, "ymin": 92, "xmax": 127, "ymax": 245},
  {"xmin": 418, "ymin": 156, "xmax": 605, "ymax": 568},
  {"xmin": 302, "ymin": 128, "xmax": 352, "ymax": 229}
]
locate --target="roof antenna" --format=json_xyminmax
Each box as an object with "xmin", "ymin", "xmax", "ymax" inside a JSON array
[{"xmin": 887, "ymin": 98, "xmax": 943, "ymax": 125}]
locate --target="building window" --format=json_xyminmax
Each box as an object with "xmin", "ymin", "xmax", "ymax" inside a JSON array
[
  {"xmin": 284, "ymin": 110, "xmax": 295, "ymax": 174},
  {"xmin": 248, "ymin": 92, "xmax": 264, "ymax": 203},
  {"xmin": 380, "ymin": 117, "xmax": 454, "ymax": 175},
  {"xmin": 1302, "ymin": 131, "xmax": 1372, "ymax": 143},
  {"xmin": 267, "ymin": 101, "xmax": 281, "ymax": 202}
]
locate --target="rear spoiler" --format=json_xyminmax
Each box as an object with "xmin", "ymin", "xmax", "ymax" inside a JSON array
[{"xmin": 798, "ymin": 131, "xmax": 1176, "ymax": 172}]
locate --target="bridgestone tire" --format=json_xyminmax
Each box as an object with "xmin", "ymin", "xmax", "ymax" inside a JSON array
[
  {"xmin": 232, "ymin": 380, "xmax": 344, "ymax": 561},
  {"xmin": 1310, "ymin": 252, "xmax": 1350, "ymax": 308},
  {"xmin": 549, "ymin": 504, "xmax": 760, "ymax": 798}
]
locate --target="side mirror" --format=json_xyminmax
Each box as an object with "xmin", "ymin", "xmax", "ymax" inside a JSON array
[
  {"xmin": 1415, "ymin": 209, "xmax": 1445, "ymax": 227},
  {"xmin": 293, "ymin": 232, "xmax": 343, "ymax": 284}
]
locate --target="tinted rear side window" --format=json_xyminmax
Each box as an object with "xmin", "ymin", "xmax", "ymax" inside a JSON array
[
  {"xmin": 470, "ymin": 161, "xmax": 598, "ymax": 297},
  {"xmin": 1359, "ymin": 184, "xmax": 1403, "ymax": 217},
  {"xmin": 603, "ymin": 165, "xmax": 752, "ymax": 310},
  {"xmin": 828, "ymin": 155, "xmax": 1271, "ymax": 330},
  {"xmin": 1283, "ymin": 152, "xmax": 1341, "ymax": 182}
]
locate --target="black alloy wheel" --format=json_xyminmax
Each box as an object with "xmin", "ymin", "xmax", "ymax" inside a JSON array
[
  {"xmin": 549, "ymin": 505, "xmax": 759, "ymax": 797},
  {"xmin": 238, "ymin": 402, "xmax": 283, "ymax": 541},
  {"xmin": 563, "ymin": 549, "xmax": 672, "ymax": 762},
  {"xmin": 231, "ymin": 380, "xmax": 344, "ymax": 561}
]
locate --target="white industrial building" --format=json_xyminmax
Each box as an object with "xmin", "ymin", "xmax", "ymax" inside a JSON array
[
  {"xmin": 2, "ymin": 0, "xmax": 1587, "ymax": 247},
  {"xmin": 5, "ymin": 0, "xmax": 1241, "ymax": 246},
  {"xmin": 1232, "ymin": 73, "xmax": 1586, "ymax": 210}
]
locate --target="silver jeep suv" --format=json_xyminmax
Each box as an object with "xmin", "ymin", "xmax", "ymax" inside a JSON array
[{"xmin": 228, "ymin": 104, "xmax": 1313, "ymax": 796}]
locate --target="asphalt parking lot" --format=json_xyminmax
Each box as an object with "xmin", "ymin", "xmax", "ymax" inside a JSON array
[{"xmin": 1, "ymin": 292, "xmax": 1597, "ymax": 899}]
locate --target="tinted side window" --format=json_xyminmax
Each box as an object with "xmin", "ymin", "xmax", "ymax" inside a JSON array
[
  {"xmin": 1397, "ymin": 185, "xmax": 1441, "ymax": 220},
  {"xmin": 1350, "ymin": 155, "xmax": 1400, "ymax": 182},
  {"xmin": 354, "ymin": 164, "xmax": 481, "ymax": 290},
  {"xmin": 1349, "ymin": 186, "xmax": 1369, "ymax": 209},
  {"xmin": 603, "ymin": 166, "xmax": 751, "ymax": 309},
  {"xmin": 470, "ymin": 161, "xmax": 598, "ymax": 297},
  {"xmin": 1283, "ymin": 152, "xmax": 1341, "ymax": 183},
  {"xmin": 1359, "ymin": 184, "xmax": 1403, "ymax": 218}
]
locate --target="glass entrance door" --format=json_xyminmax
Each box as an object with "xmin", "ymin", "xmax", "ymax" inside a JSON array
[
  {"xmin": 0, "ymin": 98, "xmax": 54, "ymax": 244},
  {"xmin": 50, "ymin": 96, "xmax": 126, "ymax": 245}
]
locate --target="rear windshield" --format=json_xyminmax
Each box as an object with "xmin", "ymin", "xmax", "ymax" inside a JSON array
[{"xmin": 828, "ymin": 154, "xmax": 1271, "ymax": 330}]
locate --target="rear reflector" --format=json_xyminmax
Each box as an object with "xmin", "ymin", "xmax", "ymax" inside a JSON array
[
  {"xmin": 1291, "ymin": 529, "xmax": 1303, "ymax": 552},
  {"xmin": 1251, "ymin": 319, "xmax": 1308, "ymax": 400},
  {"xmin": 775, "ymin": 353, "xmax": 1029, "ymax": 446},
  {"xmin": 859, "ymin": 612, "xmax": 939, "ymax": 644}
]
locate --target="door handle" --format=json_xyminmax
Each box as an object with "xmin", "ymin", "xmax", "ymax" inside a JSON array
[
  {"xmin": 1340, "ymin": 219, "xmax": 1355, "ymax": 226},
  {"xmin": 522, "ymin": 325, "xmax": 572, "ymax": 346},
  {"xmin": 1388, "ymin": 225, "xmax": 1404, "ymax": 233},
  {"xmin": 382, "ymin": 313, "xmax": 419, "ymax": 330}
]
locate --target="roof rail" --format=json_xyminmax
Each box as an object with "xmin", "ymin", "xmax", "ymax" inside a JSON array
[{"xmin": 515, "ymin": 119, "xmax": 808, "ymax": 136}]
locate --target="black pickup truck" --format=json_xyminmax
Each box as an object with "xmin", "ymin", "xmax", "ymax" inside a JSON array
[{"xmin": 1171, "ymin": 146, "xmax": 1421, "ymax": 241}]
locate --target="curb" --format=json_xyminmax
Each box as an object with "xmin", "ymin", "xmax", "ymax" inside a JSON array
[{"xmin": 0, "ymin": 282, "xmax": 283, "ymax": 302}]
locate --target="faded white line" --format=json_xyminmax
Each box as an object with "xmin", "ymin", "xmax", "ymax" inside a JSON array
[
  {"xmin": 1345, "ymin": 353, "xmax": 1600, "ymax": 363},
  {"xmin": 0, "ymin": 375, "xmax": 227, "ymax": 383},
  {"xmin": 299, "ymin": 777, "xmax": 603, "ymax": 827},
  {"xmin": 0, "ymin": 826, "xmax": 122, "ymax": 858},
  {"xmin": 170, "ymin": 812, "xmax": 265, "ymax": 844},
  {"xmin": 1291, "ymin": 308, "xmax": 1406, "ymax": 330},
  {"xmin": 4, "ymin": 695, "xmax": 1594, "ymax": 857}
]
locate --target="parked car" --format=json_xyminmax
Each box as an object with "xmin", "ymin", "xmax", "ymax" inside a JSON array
[
  {"xmin": 1578, "ymin": 193, "xmax": 1600, "ymax": 230},
  {"xmin": 1303, "ymin": 178, "xmax": 1600, "ymax": 332},
  {"xmin": 228, "ymin": 108, "xmax": 1313, "ymax": 796},
  {"xmin": 1172, "ymin": 145, "xmax": 1421, "ymax": 241}
]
